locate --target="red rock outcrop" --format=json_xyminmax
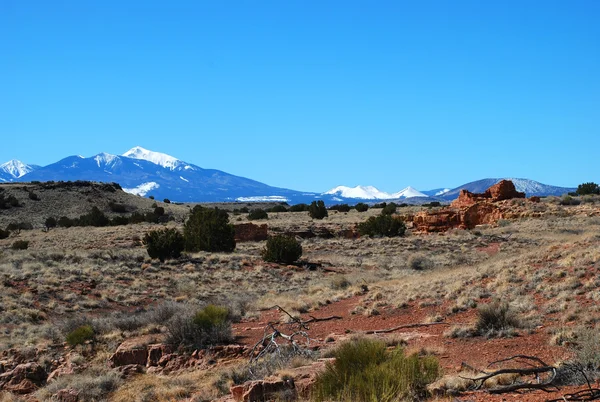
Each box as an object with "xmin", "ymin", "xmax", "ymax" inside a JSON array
[
  {"xmin": 109, "ymin": 335, "xmax": 166, "ymax": 367},
  {"xmin": 414, "ymin": 180, "xmax": 525, "ymax": 232},
  {"xmin": 0, "ymin": 362, "xmax": 47, "ymax": 394},
  {"xmin": 451, "ymin": 180, "xmax": 525, "ymax": 208},
  {"xmin": 234, "ymin": 223, "xmax": 268, "ymax": 242}
]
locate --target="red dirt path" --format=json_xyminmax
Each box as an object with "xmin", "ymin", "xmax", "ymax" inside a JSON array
[{"xmin": 232, "ymin": 295, "xmax": 590, "ymax": 402}]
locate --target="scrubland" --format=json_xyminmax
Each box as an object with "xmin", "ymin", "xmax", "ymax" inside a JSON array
[{"xmin": 1, "ymin": 191, "xmax": 600, "ymax": 401}]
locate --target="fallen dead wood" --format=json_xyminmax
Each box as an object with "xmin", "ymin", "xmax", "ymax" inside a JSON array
[
  {"xmin": 303, "ymin": 315, "xmax": 342, "ymax": 324},
  {"xmin": 546, "ymin": 388, "xmax": 600, "ymax": 401},
  {"xmin": 364, "ymin": 321, "xmax": 449, "ymax": 334},
  {"xmin": 461, "ymin": 355, "xmax": 557, "ymax": 394}
]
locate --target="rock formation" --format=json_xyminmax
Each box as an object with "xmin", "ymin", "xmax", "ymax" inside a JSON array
[
  {"xmin": 234, "ymin": 223, "xmax": 268, "ymax": 242},
  {"xmin": 413, "ymin": 180, "xmax": 525, "ymax": 232}
]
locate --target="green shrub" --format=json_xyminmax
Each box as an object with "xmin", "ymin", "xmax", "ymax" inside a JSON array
[
  {"xmin": 577, "ymin": 182, "xmax": 600, "ymax": 196},
  {"xmin": 267, "ymin": 205, "xmax": 288, "ymax": 213},
  {"xmin": 166, "ymin": 304, "xmax": 233, "ymax": 349},
  {"xmin": 357, "ymin": 215, "xmax": 406, "ymax": 237},
  {"xmin": 354, "ymin": 203, "xmax": 369, "ymax": 212},
  {"xmin": 381, "ymin": 202, "xmax": 397, "ymax": 215},
  {"xmin": 28, "ymin": 191, "xmax": 40, "ymax": 201},
  {"xmin": 289, "ymin": 203, "xmax": 309, "ymax": 212},
  {"xmin": 409, "ymin": 254, "xmax": 434, "ymax": 270},
  {"xmin": 247, "ymin": 209, "xmax": 268, "ymax": 220},
  {"xmin": 7, "ymin": 222, "xmax": 33, "ymax": 231},
  {"xmin": 184, "ymin": 206, "xmax": 236, "ymax": 252},
  {"xmin": 312, "ymin": 338, "xmax": 440, "ymax": 402},
  {"xmin": 329, "ymin": 204, "xmax": 351, "ymax": 212},
  {"xmin": 110, "ymin": 216, "xmax": 130, "ymax": 226},
  {"xmin": 11, "ymin": 240, "xmax": 29, "ymax": 250},
  {"xmin": 308, "ymin": 200, "xmax": 328, "ymax": 219},
  {"xmin": 58, "ymin": 216, "xmax": 76, "ymax": 228},
  {"xmin": 149, "ymin": 195, "xmax": 155, "ymax": 200},
  {"xmin": 261, "ymin": 235, "xmax": 302, "ymax": 264},
  {"xmin": 143, "ymin": 228, "xmax": 185, "ymax": 262},
  {"xmin": 66, "ymin": 325, "xmax": 94, "ymax": 346},
  {"xmin": 0, "ymin": 228, "xmax": 9, "ymax": 239},
  {"xmin": 163, "ymin": 198, "xmax": 171, "ymax": 204},
  {"xmin": 78, "ymin": 207, "xmax": 109, "ymax": 227},
  {"xmin": 153, "ymin": 206, "xmax": 165, "ymax": 216},
  {"xmin": 372, "ymin": 202, "xmax": 387, "ymax": 209},
  {"xmin": 45, "ymin": 217, "xmax": 57, "ymax": 230},
  {"xmin": 475, "ymin": 302, "xmax": 521, "ymax": 337},
  {"xmin": 560, "ymin": 195, "xmax": 581, "ymax": 206}
]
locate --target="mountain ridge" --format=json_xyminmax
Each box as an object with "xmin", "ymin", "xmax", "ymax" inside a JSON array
[{"xmin": 0, "ymin": 147, "xmax": 577, "ymax": 204}]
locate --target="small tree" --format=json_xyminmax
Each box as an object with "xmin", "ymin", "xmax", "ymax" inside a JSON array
[
  {"xmin": 354, "ymin": 202, "xmax": 369, "ymax": 212},
  {"xmin": 358, "ymin": 215, "xmax": 406, "ymax": 237},
  {"xmin": 289, "ymin": 203, "xmax": 309, "ymax": 212},
  {"xmin": 262, "ymin": 235, "xmax": 302, "ymax": 264},
  {"xmin": 247, "ymin": 209, "xmax": 268, "ymax": 220},
  {"xmin": 163, "ymin": 198, "xmax": 171, "ymax": 204},
  {"xmin": 308, "ymin": 200, "xmax": 328, "ymax": 219},
  {"xmin": 577, "ymin": 182, "xmax": 600, "ymax": 196},
  {"xmin": 184, "ymin": 206, "xmax": 236, "ymax": 252},
  {"xmin": 381, "ymin": 202, "xmax": 397, "ymax": 215},
  {"xmin": 329, "ymin": 204, "xmax": 351, "ymax": 212},
  {"xmin": 143, "ymin": 228, "xmax": 185, "ymax": 262},
  {"xmin": 45, "ymin": 217, "xmax": 57, "ymax": 230}
]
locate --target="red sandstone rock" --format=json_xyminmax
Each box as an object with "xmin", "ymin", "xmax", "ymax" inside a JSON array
[
  {"xmin": 109, "ymin": 335, "xmax": 162, "ymax": 367},
  {"xmin": 234, "ymin": 223, "xmax": 268, "ymax": 242},
  {"xmin": 451, "ymin": 180, "xmax": 525, "ymax": 208},
  {"xmin": 54, "ymin": 388, "xmax": 80, "ymax": 402},
  {"xmin": 0, "ymin": 362, "xmax": 47, "ymax": 394}
]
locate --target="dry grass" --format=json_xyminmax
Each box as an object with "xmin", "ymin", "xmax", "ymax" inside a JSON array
[{"xmin": 1, "ymin": 192, "xmax": 600, "ymax": 399}]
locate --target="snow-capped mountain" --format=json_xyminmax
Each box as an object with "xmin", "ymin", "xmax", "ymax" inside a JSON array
[
  {"xmin": 0, "ymin": 160, "xmax": 40, "ymax": 181},
  {"xmin": 0, "ymin": 147, "xmax": 577, "ymax": 204},
  {"xmin": 122, "ymin": 146, "xmax": 191, "ymax": 171},
  {"xmin": 13, "ymin": 147, "xmax": 324, "ymax": 203},
  {"xmin": 439, "ymin": 178, "xmax": 575, "ymax": 200},
  {"xmin": 324, "ymin": 185, "xmax": 427, "ymax": 200}
]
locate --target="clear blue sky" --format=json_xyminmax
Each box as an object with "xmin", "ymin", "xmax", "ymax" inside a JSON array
[{"xmin": 2, "ymin": 1, "xmax": 598, "ymax": 192}]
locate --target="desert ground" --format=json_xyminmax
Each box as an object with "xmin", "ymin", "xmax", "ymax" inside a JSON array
[{"xmin": 1, "ymin": 182, "xmax": 600, "ymax": 401}]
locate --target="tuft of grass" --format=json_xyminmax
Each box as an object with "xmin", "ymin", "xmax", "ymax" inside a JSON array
[
  {"xmin": 312, "ymin": 337, "xmax": 440, "ymax": 402},
  {"xmin": 475, "ymin": 302, "xmax": 521, "ymax": 337}
]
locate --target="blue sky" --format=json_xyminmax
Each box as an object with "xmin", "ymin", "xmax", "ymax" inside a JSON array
[{"xmin": 1, "ymin": 1, "xmax": 598, "ymax": 192}]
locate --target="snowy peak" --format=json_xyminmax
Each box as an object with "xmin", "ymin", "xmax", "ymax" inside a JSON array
[
  {"xmin": 391, "ymin": 186, "xmax": 427, "ymax": 198},
  {"xmin": 122, "ymin": 146, "xmax": 184, "ymax": 170},
  {"xmin": 324, "ymin": 185, "xmax": 427, "ymax": 200},
  {"xmin": 93, "ymin": 152, "xmax": 119, "ymax": 167},
  {"xmin": 324, "ymin": 185, "xmax": 392, "ymax": 200},
  {"xmin": 0, "ymin": 159, "xmax": 38, "ymax": 178}
]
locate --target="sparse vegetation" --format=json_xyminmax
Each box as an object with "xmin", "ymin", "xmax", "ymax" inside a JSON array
[
  {"xmin": 357, "ymin": 214, "xmax": 406, "ymax": 237},
  {"xmin": 166, "ymin": 304, "xmax": 233, "ymax": 349},
  {"xmin": 11, "ymin": 240, "xmax": 29, "ymax": 250},
  {"xmin": 308, "ymin": 200, "xmax": 328, "ymax": 219},
  {"xmin": 475, "ymin": 302, "xmax": 521, "ymax": 337},
  {"xmin": 66, "ymin": 324, "xmax": 95, "ymax": 346},
  {"xmin": 312, "ymin": 338, "xmax": 440, "ymax": 402},
  {"xmin": 247, "ymin": 208, "xmax": 268, "ymax": 220},
  {"xmin": 262, "ymin": 235, "xmax": 302, "ymax": 264},
  {"xmin": 577, "ymin": 182, "xmax": 600, "ymax": 196},
  {"xmin": 143, "ymin": 228, "xmax": 185, "ymax": 262},
  {"xmin": 184, "ymin": 206, "xmax": 236, "ymax": 252},
  {"xmin": 381, "ymin": 202, "xmax": 397, "ymax": 215},
  {"xmin": 354, "ymin": 202, "xmax": 369, "ymax": 212}
]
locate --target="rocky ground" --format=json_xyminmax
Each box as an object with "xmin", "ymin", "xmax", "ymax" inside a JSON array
[{"xmin": 0, "ymin": 184, "xmax": 599, "ymax": 401}]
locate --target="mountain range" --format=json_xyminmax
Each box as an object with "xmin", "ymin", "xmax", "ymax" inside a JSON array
[{"xmin": 0, "ymin": 146, "xmax": 576, "ymax": 204}]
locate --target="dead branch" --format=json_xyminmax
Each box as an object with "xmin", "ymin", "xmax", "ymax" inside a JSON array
[
  {"xmin": 364, "ymin": 321, "xmax": 449, "ymax": 334},
  {"xmin": 461, "ymin": 355, "xmax": 557, "ymax": 394},
  {"xmin": 303, "ymin": 315, "xmax": 342, "ymax": 324},
  {"xmin": 546, "ymin": 388, "xmax": 600, "ymax": 401}
]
